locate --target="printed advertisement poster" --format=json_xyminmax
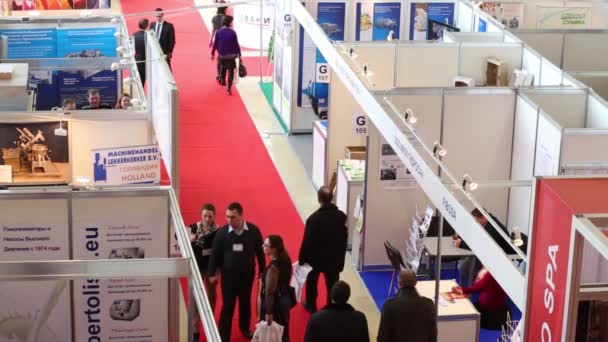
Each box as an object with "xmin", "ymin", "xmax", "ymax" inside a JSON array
[
  {"xmin": 356, "ymin": 2, "xmax": 401, "ymax": 41},
  {"xmin": 92, "ymin": 145, "xmax": 161, "ymax": 185},
  {"xmin": 56, "ymin": 27, "xmax": 117, "ymax": 57},
  {"xmin": 11, "ymin": 0, "xmax": 111, "ymax": 10},
  {"xmin": 72, "ymin": 196, "xmax": 169, "ymax": 342},
  {"xmin": 481, "ymin": 2, "xmax": 523, "ymax": 29},
  {"xmin": 409, "ymin": 2, "xmax": 455, "ymax": 41},
  {"xmin": 0, "ymin": 28, "xmax": 57, "ymax": 58},
  {"xmin": 379, "ymin": 143, "xmax": 417, "ymax": 189},
  {"xmin": 54, "ymin": 70, "xmax": 118, "ymax": 109},
  {"xmin": 313, "ymin": 2, "xmax": 345, "ymax": 107},
  {"xmin": 0, "ymin": 198, "xmax": 72, "ymax": 342},
  {"xmin": 477, "ymin": 17, "xmax": 487, "ymax": 32},
  {"xmin": 536, "ymin": 6, "xmax": 590, "ymax": 29}
]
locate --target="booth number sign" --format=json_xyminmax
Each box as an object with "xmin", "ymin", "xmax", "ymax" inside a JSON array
[
  {"xmin": 353, "ymin": 113, "xmax": 368, "ymax": 136},
  {"xmin": 316, "ymin": 63, "xmax": 330, "ymax": 83}
]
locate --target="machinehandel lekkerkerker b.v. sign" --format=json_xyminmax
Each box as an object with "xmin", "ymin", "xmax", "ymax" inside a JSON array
[{"xmin": 91, "ymin": 145, "xmax": 161, "ymax": 185}]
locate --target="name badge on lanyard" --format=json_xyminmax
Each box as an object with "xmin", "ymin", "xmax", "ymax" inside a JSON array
[{"xmin": 233, "ymin": 243, "xmax": 244, "ymax": 252}]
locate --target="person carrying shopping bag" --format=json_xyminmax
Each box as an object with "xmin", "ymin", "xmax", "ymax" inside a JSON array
[{"xmin": 211, "ymin": 15, "xmax": 241, "ymax": 96}]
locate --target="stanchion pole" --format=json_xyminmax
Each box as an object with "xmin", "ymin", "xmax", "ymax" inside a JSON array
[
  {"xmin": 259, "ymin": 0, "xmax": 263, "ymax": 84},
  {"xmin": 434, "ymin": 214, "xmax": 444, "ymax": 320}
]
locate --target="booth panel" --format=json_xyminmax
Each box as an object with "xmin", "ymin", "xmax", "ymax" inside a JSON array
[
  {"xmin": 326, "ymin": 72, "xmax": 367, "ymax": 185},
  {"xmin": 524, "ymin": 91, "xmax": 587, "ymax": 128},
  {"xmin": 563, "ymin": 33, "xmax": 608, "ymax": 72},
  {"xmin": 452, "ymin": 186, "xmax": 509, "ymax": 223},
  {"xmin": 486, "ymin": 20, "xmax": 502, "ymax": 33},
  {"xmin": 458, "ymin": 44, "xmax": 522, "ymax": 86},
  {"xmin": 445, "ymin": 32, "xmax": 505, "ymax": 42},
  {"xmin": 456, "ymin": 2, "xmax": 474, "ymax": 32},
  {"xmin": 396, "ymin": 45, "xmax": 459, "ymax": 87},
  {"xmin": 352, "ymin": 44, "xmax": 397, "ymax": 90},
  {"xmin": 586, "ymin": 94, "xmax": 608, "ymax": 129},
  {"xmin": 534, "ymin": 112, "xmax": 562, "ymax": 176},
  {"xmin": 540, "ymin": 58, "xmax": 563, "ymax": 86},
  {"xmin": 513, "ymin": 32, "xmax": 563, "ymax": 67},
  {"xmin": 71, "ymin": 119, "xmax": 153, "ymax": 184},
  {"xmin": 574, "ymin": 74, "xmax": 608, "ymax": 102},
  {"xmin": 560, "ymin": 131, "xmax": 608, "ymax": 166},
  {"xmin": 522, "ymin": 48, "xmax": 541, "ymax": 86}
]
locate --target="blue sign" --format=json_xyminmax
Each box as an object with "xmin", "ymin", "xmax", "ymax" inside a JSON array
[
  {"xmin": 54, "ymin": 70, "xmax": 118, "ymax": 109},
  {"xmin": 314, "ymin": 3, "xmax": 345, "ymax": 107},
  {"xmin": 0, "ymin": 29, "xmax": 57, "ymax": 58},
  {"xmin": 373, "ymin": 3, "xmax": 401, "ymax": 40},
  {"xmin": 409, "ymin": 2, "xmax": 455, "ymax": 40},
  {"xmin": 56, "ymin": 28, "xmax": 117, "ymax": 58},
  {"xmin": 478, "ymin": 17, "xmax": 487, "ymax": 32}
]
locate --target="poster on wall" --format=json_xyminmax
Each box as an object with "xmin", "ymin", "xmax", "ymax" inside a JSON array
[
  {"xmin": 72, "ymin": 196, "xmax": 169, "ymax": 342},
  {"xmin": 10, "ymin": 0, "xmax": 111, "ymax": 10},
  {"xmin": 54, "ymin": 70, "xmax": 118, "ymax": 110},
  {"xmin": 91, "ymin": 145, "xmax": 161, "ymax": 185},
  {"xmin": 379, "ymin": 143, "xmax": 417, "ymax": 189},
  {"xmin": 480, "ymin": 2, "xmax": 523, "ymax": 29},
  {"xmin": 409, "ymin": 2, "xmax": 455, "ymax": 41},
  {"xmin": 56, "ymin": 27, "xmax": 117, "ymax": 57},
  {"xmin": 477, "ymin": 16, "xmax": 487, "ymax": 32},
  {"xmin": 536, "ymin": 6, "xmax": 590, "ymax": 29},
  {"xmin": 0, "ymin": 28, "xmax": 57, "ymax": 58},
  {"xmin": 0, "ymin": 198, "xmax": 72, "ymax": 342},
  {"xmin": 0, "ymin": 121, "xmax": 70, "ymax": 185},
  {"xmin": 356, "ymin": 2, "xmax": 401, "ymax": 41}
]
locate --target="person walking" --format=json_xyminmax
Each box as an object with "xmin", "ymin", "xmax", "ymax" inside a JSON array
[
  {"xmin": 150, "ymin": 8, "xmax": 176, "ymax": 69},
  {"xmin": 259, "ymin": 235, "xmax": 293, "ymax": 342},
  {"xmin": 209, "ymin": 6, "xmax": 227, "ymax": 82},
  {"xmin": 211, "ymin": 15, "xmax": 241, "ymax": 96},
  {"xmin": 377, "ymin": 270, "xmax": 437, "ymax": 342},
  {"xmin": 133, "ymin": 18, "xmax": 148, "ymax": 85},
  {"xmin": 298, "ymin": 186, "xmax": 347, "ymax": 313},
  {"xmin": 189, "ymin": 203, "xmax": 219, "ymax": 342},
  {"xmin": 208, "ymin": 202, "xmax": 265, "ymax": 341},
  {"xmin": 304, "ymin": 281, "xmax": 369, "ymax": 342}
]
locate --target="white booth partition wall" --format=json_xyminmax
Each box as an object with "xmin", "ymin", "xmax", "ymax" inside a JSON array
[
  {"xmin": 569, "ymin": 72, "xmax": 608, "ymax": 101},
  {"xmin": 0, "ymin": 186, "xmax": 220, "ymax": 342},
  {"xmin": 586, "ymin": 91, "xmax": 608, "ymax": 128},
  {"xmin": 442, "ymin": 31, "xmax": 506, "ymax": 43}
]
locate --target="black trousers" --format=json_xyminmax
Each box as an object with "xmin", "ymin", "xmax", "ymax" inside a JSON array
[
  {"xmin": 260, "ymin": 295, "xmax": 291, "ymax": 342},
  {"xmin": 305, "ymin": 269, "xmax": 339, "ymax": 309},
  {"xmin": 219, "ymin": 57, "xmax": 237, "ymax": 90},
  {"xmin": 219, "ymin": 275, "xmax": 253, "ymax": 341},
  {"xmin": 136, "ymin": 61, "xmax": 146, "ymax": 86}
]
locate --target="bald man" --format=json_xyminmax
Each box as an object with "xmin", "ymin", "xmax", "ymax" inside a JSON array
[
  {"xmin": 378, "ymin": 270, "xmax": 437, "ymax": 342},
  {"xmin": 298, "ymin": 186, "xmax": 347, "ymax": 313}
]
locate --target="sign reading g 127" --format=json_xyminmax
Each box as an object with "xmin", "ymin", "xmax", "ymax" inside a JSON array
[
  {"xmin": 91, "ymin": 144, "xmax": 161, "ymax": 185},
  {"xmin": 352, "ymin": 113, "xmax": 368, "ymax": 136}
]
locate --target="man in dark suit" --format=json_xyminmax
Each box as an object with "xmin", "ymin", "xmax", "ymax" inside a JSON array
[
  {"xmin": 378, "ymin": 270, "xmax": 437, "ymax": 342},
  {"xmin": 208, "ymin": 202, "xmax": 265, "ymax": 341},
  {"xmin": 150, "ymin": 8, "xmax": 176, "ymax": 69},
  {"xmin": 133, "ymin": 18, "xmax": 148, "ymax": 85},
  {"xmin": 304, "ymin": 281, "xmax": 369, "ymax": 342},
  {"xmin": 298, "ymin": 186, "xmax": 347, "ymax": 313}
]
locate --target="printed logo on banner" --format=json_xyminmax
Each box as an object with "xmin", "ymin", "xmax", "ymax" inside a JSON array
[
  {"xmin": 316, "ymin": 63, "xmax": 330, "ymax": 83},
  {"xmin": 352, "ymin": 113, "xmax": 368, "ymax": 136},
  {"xmin": 91, "ymin": 145, "xmax": 161, "ymax": 185}
]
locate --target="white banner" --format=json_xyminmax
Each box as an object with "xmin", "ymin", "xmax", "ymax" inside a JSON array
[
  {"xmin": 536, "ymin": 6, "xmax": 590, "ymax": 29},
  {"xmin": 0, "ymin": 199, "xmax": 72, "ymax": 342},
  {"xmin": 91, "ymin": 145, "xmax": 161, "ymax": 185},
  {"xmin": 72, "ymin": 196, "xmax": 169, "ymax": 342},
  {"xmin": 234, "ymin": 0, "xmax": 275, "ymax": 49}
]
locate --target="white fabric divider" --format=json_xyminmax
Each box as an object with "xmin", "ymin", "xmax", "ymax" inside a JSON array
[
  {"xmin": 290, "ymin": 0, "xmax": 526, "ymax": 308},
  {"xmin": 522, "ymin": 47, "xmax": 542, "ymax": 86},
  {"xmin": 444, "ymin": 32, "xmax": 505, "ymax": 43},
  {"xmin": 534, "ymin": 111, "xmax": 562, "ymax": 176},
  {"xmin": 396, "ymin": 44, "xmax": 459, "ymax": 87},
  {"xmin": 511, "ymin": 31, "xmax": 563, "ymax": 67},
  {"xmin": 540, "ymin": 57, "xmax": 563, "ymax": 86},
  {"xmin": 441, "ymin": 89, "xmax": 515, "ymax": 222},
  {"xmin": 507, "ymin": 95, "xmax": 539, "ymax": 234},
  {"xmin": 70, "ymin": 118, "xmax": 153, "ymax": 185},
  {"xmin": 560, "ymin": 129, "xmax": 608, "ymax": 167},
  {"xmin": 585, "ymin": 92, "xmax": 608, "ymax": 128},
  {"xmin": 458, "ymin": 43, "xmax": 523, "ymax": 85},
  {"xmin": 456, "ymin": 1, "xmax": 474, "ymax": 32},
  {"xmin": 524, "ymin": 89, "xmax": 587, "ymax": 128},
  {"xmin": 340, "ymin": 42, "xmax": 397, "ymax": 90},
  {"xmin": 563, "ymin": 32, "xmax": 608, "ymax": 72},
  {"xmin": 571, "ymin": 72, "xmax": 608, "ymax": 101}
]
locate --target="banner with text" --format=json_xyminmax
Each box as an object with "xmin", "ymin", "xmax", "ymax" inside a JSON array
[
  {"xmin": 536, "ymin": 6, "xmax": 590, "ymax": 29},
  {"xmin": 313, "ymin": 2, "xmax": 345, "ymax": 107},
  {"xmin": 54, "ymin": 69, "xmax": 118, "ymax": 109},
  {"xmin": 409, "ymin": 2, "xmax": 455, "ymax": 40},
  {"xmin": 356, "ymin": 2, "xmax": 401, "ymax": 41},
  {"xmin": 480, "ymin": 2, "xmax": 524, "ymax": 29},
  {"xmin": 91, "ymin": 145, "xmax": 161, "ymax": 185}
]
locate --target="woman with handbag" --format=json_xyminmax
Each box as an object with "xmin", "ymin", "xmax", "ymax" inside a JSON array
[
  {"xmin": 211, "ymin": 15, "xmax": 241, "ymax": 96},
  {"xmin": 259, "ymin": 235, "xmax": 293, "ymax": 342}
]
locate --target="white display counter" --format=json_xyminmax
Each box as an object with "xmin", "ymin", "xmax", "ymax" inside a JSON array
[
  {"xmin": 335, "ymin": 158, "xmax": 365, "ymax": 248},
  {"xmin": 0, "ymin": 63, "xmax": 29, "ymax": 111},
  {"xmin": 416, "ymin": 279, "xmax": 480, "ymax": 342},
  {"xmin": 312, "ymin": 119, "xmax": 328, "ymax": 189}
]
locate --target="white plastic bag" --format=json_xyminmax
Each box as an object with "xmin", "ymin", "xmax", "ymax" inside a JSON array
[
  {"xmin": 290, "ymin": 262, "xmax": 312, "ymax": 302},
  {"xmin": 252, "ymin": 321, "xmax": 284, "ymax": 342}
]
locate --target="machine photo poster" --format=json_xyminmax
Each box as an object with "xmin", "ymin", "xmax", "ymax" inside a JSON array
[
  {"xmin": 355, "ymin": 2, "xmax": 401, "ymax": 41},
  {"xmin": 409, "ymin": 2, "xmax": 454, "ymax": 40},
  {"xmin": 0, "ymin": 121, "xmax": 70, "ymax": 185},
  {"xmin": 0, "ymin": 198, "xmax": 71, "ymax": 342},
  {"xmin": 379, "ymin": 143, "xmax": 417, "ymax": 189},
  {"xmin": 480, "ymin": 2, "xmax": 524, "ymax": 29},
  {"xmin": 71, "ymin": 196, "xmax": 169, "ymax": 342}
]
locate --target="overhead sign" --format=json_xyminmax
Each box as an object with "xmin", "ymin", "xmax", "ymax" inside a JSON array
[
  {"xmin": 352, "ymin": 113, "xmax": 368, "ymax": 136},
  {"xmin": 91, "ymin": 145, "xmax": 161, "ymax": 185}
]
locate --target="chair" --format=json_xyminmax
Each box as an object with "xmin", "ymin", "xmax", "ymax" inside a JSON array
[{"xmin": 384, "ymin": 241, "xmax": 406, "ymax": 296}]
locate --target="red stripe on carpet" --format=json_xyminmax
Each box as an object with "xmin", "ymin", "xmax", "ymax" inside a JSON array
[{"xmin": 120, "ymin": 1, "xmax": 326, "ymax": 341}]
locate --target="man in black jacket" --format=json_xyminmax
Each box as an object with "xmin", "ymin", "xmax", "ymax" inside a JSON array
[
  {"xmin": 133, "ymin": 18, "xmax": 148, "ymax": 85},
  {"xmin": 298, "ymin": 186, "xmax": 347, "ymax": 313},
  {"xmin": 208, "ymin": 202, "xmax": 265, "ymax": 341},
  {"xmin": 304, "ymin": 281, "xmax": 369, "ymax": 342},
  {"xmin": 150, "ymin": 8, "xmax": 176, "ymax": 69},
  {"xmin": 378, "ymin": 270, "xmax": 437, "ymax": 342}
]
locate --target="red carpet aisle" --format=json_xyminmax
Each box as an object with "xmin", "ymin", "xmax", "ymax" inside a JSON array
[{"xmin": 120, "ymin": 1, "xmax": 326, "ymax": 341}]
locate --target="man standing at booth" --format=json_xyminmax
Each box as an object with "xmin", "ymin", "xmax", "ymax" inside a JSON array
[
  {"xmin": 208, "ymin": 202, "xmax": 265, "ymax": 341},
  {"xmin": 150, "ymin": 8, "xmax": 176, "ymax": 70},
  {"xmin": 298, "ymin": 186, "xmax": 347, "ymax": 313},
  {"xmin": 133, "ymin": 18, "xmax": 149, "ymax": 85}
]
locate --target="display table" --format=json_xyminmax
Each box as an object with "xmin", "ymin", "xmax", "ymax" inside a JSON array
[
  {"xmin": 312, "ymin": 120, "xmax": 328, "ymax": 189},
  {"xmin": 416, "ymin": 280, "xmax": 480, "ymax": 342},
  {"xmin": 422, "ymin": 237, "xmax": 475, "ymax": 279},
  {"xmin": 0, "ymin": 63, "xmax": 29, "ymax": 111},
  {"xmin": 336, "ymin": 159, "xmax": 365, "ymax": 249}
]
